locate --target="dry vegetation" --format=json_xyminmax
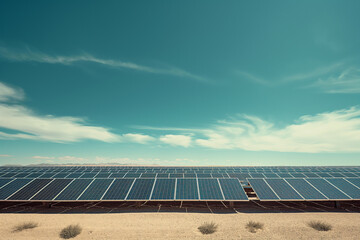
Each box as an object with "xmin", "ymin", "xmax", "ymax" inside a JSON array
[
  {"xmin": 12, "ymin": 221, "xmax": 38, "ymax": 232},
  {"xmin": 246, "ymin": 220, "xmax": 264, "ymax": 233},
  {"xmin": 308, "ymin": 221, "xmax": 332, "ymax": 231},
  {"xmin": 198, "ymin": 222, "xmax": 218, "ymax": 234},
  {"xmin": 59, "ymin": 224, "xmax": 82, "ymax": 239}
]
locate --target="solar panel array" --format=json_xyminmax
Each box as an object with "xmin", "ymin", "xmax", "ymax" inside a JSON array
[{"xmin": 0, "ymin": 166, "xmax": 360, "ymax": 202}]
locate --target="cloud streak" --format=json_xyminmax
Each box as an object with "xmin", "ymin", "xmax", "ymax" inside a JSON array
[
  {"xmin": 194, "ymin": 107, "xmax": 360, "ymax": 153},
  {"xmin": 0, "ymin": 46, "xmax": 207, "ymax": 82},
  {"xmin": 0, "ymin": 81, "xmax": 155, "ymax": 143}
]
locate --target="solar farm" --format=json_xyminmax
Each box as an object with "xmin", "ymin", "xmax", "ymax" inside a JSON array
[{"xmin": 1, "ymin": 166, "xmax": 360, "ymax": 203}]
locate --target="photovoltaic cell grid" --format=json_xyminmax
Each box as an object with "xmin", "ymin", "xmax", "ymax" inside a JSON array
[{"xmin": 0, "ymin": 166, "xmax": 360, "ymax": 201}]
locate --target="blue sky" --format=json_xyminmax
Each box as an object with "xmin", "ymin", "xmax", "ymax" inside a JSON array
[{"xmin": 0, "ymin": 0, "xmax": 360, "ymax": 166}]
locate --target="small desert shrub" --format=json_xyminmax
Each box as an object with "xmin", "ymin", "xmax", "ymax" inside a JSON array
[
  {"xmin": 246, "ymin": 221, "xmax": 264, "ymax": 233},
  {"xmin": 308, "ymin": 221, "xmax": 332, "ymax": 231},
  {"xmin": 59, "ymin": 224, "xmax": 82, "ymax": 239},
  {"xmin": 12, "ymin": 221, "xmax": 38, "ymax": 232},
  {"xmin": 198, "ymin": 222, "xmax": 218, "ymax": 234}
]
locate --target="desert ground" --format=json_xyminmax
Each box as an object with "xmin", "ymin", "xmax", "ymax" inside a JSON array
[{"xmin": 1, "ymin": 201, "xmax": 360, "ymax": 240}]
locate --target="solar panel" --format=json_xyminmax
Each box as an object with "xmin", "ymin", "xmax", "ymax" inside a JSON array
[
  {"xmin": 248, "ymin": 178, "xmax": 279, "ymax": 200},
  {"xmin": 95, "ymin": 173, "xmax": 111, "ymax": 178},
  {"xmin": 306, "ymin": 178, "xmax": 351, "ymax": 200},
  {"xmin": 151, "ymin": 178, "xmax": 175, "ymax": 200},
  {"xmin": 78, "ymin": 179, "xmax": 114, "ymax": 200},
  {"xmin": 102, "ymin": 178, "xmax": 134, "ymax": 200},
  {"xmin": 285, "ymin": 178, "xmax": 327, "ymax": 200},
  {"xmin": 218, "ymin": 178, "xmax": 248, "ymax": 200},
  {"xmin": 31, "ymin": 179, "xmax": 73, "ymax": 200},
  {"xmin": 264, "ymin": 179, "xmax": 303, "ymax": 200},
  {"xmin": 109, "ymin": 173, "xmax": 125, "ymax": 178},
  {"xmin": 8, "ymin": 179, "xmax": 53, "ymax": 200},
  {"xmin": 126, "ymin": 178, "xmax": 155, "ymax": 200},
  {"xmin": 0, "ymin": 178, "xmax": 13, "ymax": 188},
  {"xmin": 198, "ymin": 179, "xmax": 223, "ymax": 200},
  {"xmin": 325, "ymin": 178, "xmax": 360, "ymax": 199},
  {"xmin": 55, "ymin": 179, "xmax": 93, "ymax": 200},
  {"xmin": 66, "ymin": 173, "xmax": 83, "ymax": 178},
  {"xmin": 346, "ymin": 178, "xmax": 360, "ymax": 188},
  {"xmin": 175, "ymin": 179, "xmax": 199, "ymax": 200}
]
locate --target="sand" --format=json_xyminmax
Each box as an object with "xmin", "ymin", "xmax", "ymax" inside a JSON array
[{"xmin": 1, "ymin": 212, "xmax": 360, "ymax": 240}]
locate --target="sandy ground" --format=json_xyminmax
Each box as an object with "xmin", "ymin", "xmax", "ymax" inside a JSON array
[{"xmin": 0, "ymin": 212, "xmax": 359, "ymax": 240}]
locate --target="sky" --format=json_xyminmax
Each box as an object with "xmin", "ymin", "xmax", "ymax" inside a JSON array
[{"xmin": 0, "ymin": 0, "xmax": 360, "ymax": 166}]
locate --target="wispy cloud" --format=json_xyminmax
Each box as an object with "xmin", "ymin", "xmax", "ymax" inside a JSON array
[
  {"xmin": 0, "ymin": 46, "xmax": 207, "ymax": 82},
  {"xmin": 0, "ymin": 81, "xmax": 159, "ymax": 143},
  {"xmin": 235, "ymin": 60, "xmax": 360, "ymax": 94},
  {"xmin": 194, "ymin": 107, "xmax": 360, "ymax": 153},
  {"xmin": 0, "ymin": 154, "xmax": 12, "ymax": 157},
  {"xmin": 159, "ymin": 134, "xmax": 192, "ymax": 147},
  {"xmin": 284, "ymin": 61, "xmax": 345, "ymax": 82},
  {"xmin": 0, "ymin": 82, "xmax": 24, "ymax": 102},
  {"xmin": 122, "ymin": 133, "xmax": 155, "ymax": 144},
  {"xmin": 234, "ymin": 70, "xmax": 269, "ymax": 85},
  {"xmin": 309, "ymin": 67, "xmax": 360, "ymax": 93},
  {"xmin": 140, "ymin": 107, "xmax": 360, "ymax": 153}
]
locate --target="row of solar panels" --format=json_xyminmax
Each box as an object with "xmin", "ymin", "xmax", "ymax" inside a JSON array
[
  {"xmin": 249, "ymin": 178, "xmax": 360, "ymax": 201},
  {"xmin": 0, "ymin": 178, "xmax": 248, "ymax": 201},
  {"xmin": 1, "ymin": 172, "xmax": 360, "ymax": 179},
  {"xmin": 2, "ymin": 167, "xmax": 360, "ymax": 173}
]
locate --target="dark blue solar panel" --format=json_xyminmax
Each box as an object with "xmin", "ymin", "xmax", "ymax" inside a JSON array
[
  {"xmin": 211, "ymin": 173, "xmax": 224, "ymax": 178},
  {"xmin": 249, "ymin": 173, "xmax": 265, "ymax": 178},
  {"xmin": 52, "ymin": 173, "xmax": 70, "ymax": 178},
  {"xmin": 169, "ymin": 173, "xmax": 184, "ymax": 178},
  {"xmin": 55, "ymin": 179, "xmax": 93, "ymax": 200},
  {"xmin": 141, "ymin": 173, "xmax": 157, "ymax": 178},
  {"xmin": 79, "ymin": 173, "xmax": 97, "ymax": 178},
  {"xmin": 0, "ymin": 178, "xmax": 33, "ymax": 200},
  {"xmin": 265, "ymin": 179, "xmax": 303, "ymax": 200},
  {"xmin": 196, "ymin": 173, "xmax": 212, "ymax": 178},
  {"xmin": 31, "ymin": 179, "xmax": 73, "ymax": 200},
  {"xmin": 277, "ymin": 173, "xmax": 293, "ymax": 178},
  {"xmin": 102, "ymin": 179, "xmax": 134, "ymax": 200},
  {"xmin": 8, "ymin": 179, "xmax": 53, "ymax": 200},
  {"xmin": 0, "ymin": 179, "xmax": 33, "ymax": 199},
  {"xmin": 175, "ymin": 179, "xmax": 199, "ymax": 200},
  {"xmin": 306, "ymin": 178, "xmax": 351, "ymax": 200},
  {"xmin": 65, "ymin": 173, "xmax": 83, "ymax": 178},
  {"xmin": 303, "ymin": 173, "xmax": 320, "ymax": 178},
  {"xmin": 285, "ymin": 178, "xmax": 327, "ymax": 200},
  {"xmin": 1, "ymin": 173, "xmax": 17, "ymax": 177},
  {"xmin": 156, "ymin": 173, "xmax": 169, "ymax": 178},
  {"xmin": 26, "ymin": 173, "xmax": 43, "ymax": 178},
  {"xmin": 218, "ymin": 178, "xmax": 248, "ymax": 200},
  {"xmin": 14, "ymin": 173, "xmax": 30, "ymax": 178},
  {"xmin": 248, "ymin": 178, "xmax": 279, "ymax": 200},
  {"xmin": 341, "ymin": 173, "xmax": 358, "ymax": 177},
  {"xmin": 0, "ymin": 178, "xmax": 13, "ymax": 188},
  {"xmin": 328, "ymin": 172, "xmax": 345, "ymax": 178},
  {"xmin": 39, "ymin": 173, "xmax": 56, "ymax": 178},
  {"xmin": 325, "ymin": 178, "xmax": 360, "ymax": 199},
  {"xmin": 290, "ymin": 173, "xmax": 306, "ymax": 178},
  {"xmin": 346, "ymin": 178, "xmax": 360, "ymax": 188},
  {"xmin": 316, "ymin": 173, "xmax": 332, "ymax": 178},
  {"xmin": 198, "ymin": 179, "xmax": 223, "ymax": 200},
  {"xmin": 95, "ymin": 173, "xmax": 111, "ymax": 178},
  {"xmin": 125, "ymin": 173, "xmax": 141, "ymax": 178},
  {"xmin": 184, "ymin": 173, "xmax": 196, "ymax": 178},
  {"xmin": 126, "ymin": 179, "xmax": 155, "ymax": 200},
  {"xmin": 109, "ymin": 173, "xmax": 125, "ymax": 178},
  {"xmin": 263, "ymin": 173, "xmax": 279, "ymax": 178},
  {"xmin": 151, "ymin": 179, "xmax": 175, "ymax": 200},
  {"xmin": 78, "ymin": 179, "xmax": 114, "ymax": 200}
]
